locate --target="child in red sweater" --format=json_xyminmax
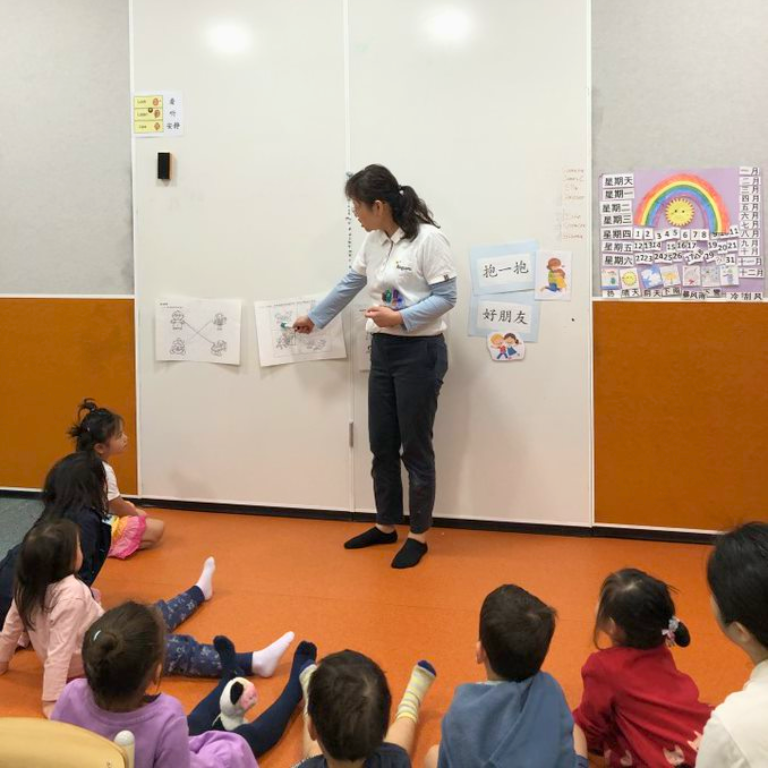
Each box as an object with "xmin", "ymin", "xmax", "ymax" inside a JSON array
[{"xmin": 573, "ymin": 568, "xmax": 712, "ymax": 767}]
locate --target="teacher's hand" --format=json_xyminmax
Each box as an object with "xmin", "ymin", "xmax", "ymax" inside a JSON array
[
  {"xmin": 293, "ymin": 316, "xmax": 315, "ymax": 334},
  {"xmin": 365, "ymin": 306, "xmax": 402, "ymax": 328}
]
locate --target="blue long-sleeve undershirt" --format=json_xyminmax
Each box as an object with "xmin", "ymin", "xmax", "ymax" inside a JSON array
[{"xmin": 307, "ymin": 270, "xmax": 457, "ymax": 332}]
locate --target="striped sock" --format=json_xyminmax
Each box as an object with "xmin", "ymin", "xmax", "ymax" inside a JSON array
[{"xmin": 395, "ymin": 661, "xmax": 436, "ymax": 724}]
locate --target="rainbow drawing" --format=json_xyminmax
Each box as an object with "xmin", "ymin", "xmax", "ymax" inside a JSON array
[{"xmin": 635, "ymin": 174, "xmax": 730, "ymax": 233}]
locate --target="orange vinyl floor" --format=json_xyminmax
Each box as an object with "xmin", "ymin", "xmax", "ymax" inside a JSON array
[{"xmin": 0, "ymin": 509, "xmax": 751, "ymax": 767}]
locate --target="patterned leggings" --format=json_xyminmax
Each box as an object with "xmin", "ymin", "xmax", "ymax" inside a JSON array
[{"xmin": 156, "ymin": 586, "xmax": 224, "ymax": 677}]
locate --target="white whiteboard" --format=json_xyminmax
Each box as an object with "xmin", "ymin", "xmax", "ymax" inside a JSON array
[
  {"xmin": 133, "ymin": 0, "xmax": 592, "ymax": 525},
  {"xmin": 132, "ymin": 0, "xmax": 352, "ymax": 509},
  {"xmin": 347, "ymin": 1, "xmax": 592, "ymax": 525}
]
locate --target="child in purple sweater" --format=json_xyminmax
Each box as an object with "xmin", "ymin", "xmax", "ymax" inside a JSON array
[{"xmin": 53, "ymin": 601, "xmax": 317, "ymax": 768}]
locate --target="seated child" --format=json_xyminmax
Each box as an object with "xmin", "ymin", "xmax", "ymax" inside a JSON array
[
  {"xmin": 297, "ymin": 650, "xmax": 436, "ymax": 767},
  {"xmin": 53, "ymin": 601, "xmax": 317, "ymax": 768},
  {"xmin": 0, "ymin": 520, "xmax": 294, "ymax": 716},
  {"xmin": 573, "ymin": 568, "xmax": 712, "ymax": 767},
  {"xmin": 426, "ymin": 584, "xmax": 585, "ymax": 768},
  {"xmin": 69, "ymin": 397, "xmax": 164, "ymax": 557},
  {"xmin": 698, "ymin": 522, "xmax": 768, "ymax": 766},
  {"xmin": 0, "ymin": 452, "xmax": 111, "ymax": 629}
]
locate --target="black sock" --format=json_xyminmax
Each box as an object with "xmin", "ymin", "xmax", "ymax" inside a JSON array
[
  {"xmin": 213, "ymin": 635, "xmax": 242, "ymax": 675},
  {"xmin": 391, "ymin": 539, "xmax": 428, "ymax": 569},
  {"xmin": 344, "ymin": 526, "xmax": 398, "ymax": 549}
]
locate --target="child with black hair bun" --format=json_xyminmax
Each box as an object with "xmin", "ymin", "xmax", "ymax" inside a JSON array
[
  {"xmin": 573, "ymin": 568, "xmax": 712, "ymax": 767},
  {"xmin": 69, "ymin": 398, "xmax": 164, "ymax": 558},
  {"xmin": 0, "ymin": 521, "xmax": 296, "ymax": 718},
  {"xmin": 52, "ymin": 602, "xmax": 317, "ymax": 768},
  {"xmin": 698, "ymin": 522, "xmax": 768, "ymax": 766}
]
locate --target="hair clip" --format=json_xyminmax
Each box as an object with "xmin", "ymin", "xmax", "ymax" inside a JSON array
[
  {"xmin": 661, "ymin": 616, "xmax": 679, "ymax": 646},
  {"xmin": 93, "ymin": 629, "xmax": 101, "ymax": 641}
]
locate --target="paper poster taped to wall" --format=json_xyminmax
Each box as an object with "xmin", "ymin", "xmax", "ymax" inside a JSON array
[
  {"xmin": 254, "ymin": 295, "xmax": 347, "ymax": 367},
  {"xmin": 599, "ymin": 167, "xmax": 763, "ymax": 301},
  {"xmin": 156, "ymin": 297, "xmax": 241, "ymax": 365},
  {"xmin": 487, "ymin": 332, "xmax": 525, "ymax": 361},
  {"xmin": 535, "ymin": 250, "xmax": 572, "ymax": 301},
  {"xmin": 468, "ymin": 291, "xmax": 540, "ymax": 342},
  {"xmin": 133, "ymin": 92, "xmax": 184, "ymax": 137},
  {"xmin": 470, "ymin": 241, "xmax": 537, "ymax": 294}
]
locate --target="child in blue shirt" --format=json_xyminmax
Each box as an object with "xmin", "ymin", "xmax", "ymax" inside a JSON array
[{"xmin": 426, "ymin": 584, "xmax": 587, "ymax": 768}]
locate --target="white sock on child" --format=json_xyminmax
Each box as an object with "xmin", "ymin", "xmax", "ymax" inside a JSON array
[
  {"xmin": 396, "ymin": 661, "xmax": 436, "ymax": 724},
  {"xmin": 251, "ymin": 631, "xmax": 295, "ymax": 677},
  {"xmin": 195, "ymin": 557, "xmax": 216, "ymax": 601}
]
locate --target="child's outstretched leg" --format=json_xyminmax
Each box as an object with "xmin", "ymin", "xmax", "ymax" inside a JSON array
[
  {"xmin": 165, "ymin": 630, "xmax": 296, "ymax": 678},
  {"xmin": 156, "ymin": 558, "xmax": 295, "ymax": 678},
  {"xmin": 154, "ymin": 557, "xmax": 215, "ymax": 631},
  {"xmin": 233, "ymin": 641, "xmax": 318, "ymax": 758},
  {"xmin": 187, "ymin": 636, "xmax": 245, "ymax": 735},
  {"xmin": 385, "ymin": 661, "xmax": 437, "ymax": 756}
]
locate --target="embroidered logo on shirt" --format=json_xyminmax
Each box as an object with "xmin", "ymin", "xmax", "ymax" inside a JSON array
[{"xmin": 395, "ymin": 261, "xmax": 413, "ymax": 272}]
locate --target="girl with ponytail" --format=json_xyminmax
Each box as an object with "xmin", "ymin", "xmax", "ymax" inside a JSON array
[
  {"xmin": 572, "ymin": 568, "xmax": 712, "ymax": 767},
  {"xmin": 293, "ymin": 165, "xmax": 457, "ymax": 569},
  {"xmin": 69, "ymin": 398, "xmax": 165, "ymax": 558}
]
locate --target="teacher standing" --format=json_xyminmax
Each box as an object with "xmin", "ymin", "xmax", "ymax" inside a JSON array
[{"xmin": 294, "ymin": 165, "xmax": 457, "ymax": 569}]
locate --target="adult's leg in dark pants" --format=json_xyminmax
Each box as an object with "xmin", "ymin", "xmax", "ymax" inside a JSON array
[
  {"xmin": 394, "ymin": 336, "xmax": 448, "ymax": 535},
  {"xmin": 368, "ymin": 335, "xmax": 405, "ymax": 527}
]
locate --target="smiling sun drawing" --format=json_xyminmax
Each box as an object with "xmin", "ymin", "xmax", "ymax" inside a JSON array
[{"xmin": 665, "ymin": 197, "xmax": 695, "ymax": 227}]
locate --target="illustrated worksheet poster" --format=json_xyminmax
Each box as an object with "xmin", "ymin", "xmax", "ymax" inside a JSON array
[
  {"xmin": 254, "ymin": 295, "xmax": 347, "ymax": 367},
  {"xmin": 599, "ymin": 167, "xmax": 763, "ymax": 301},
  {"xmin": 156, "ymin": 297, "xmax": 241, "ymax": 365}
]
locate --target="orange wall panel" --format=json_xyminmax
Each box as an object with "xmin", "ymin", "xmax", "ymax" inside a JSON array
[
  {"xmin": 0, "ymin": 298, "xmax": 137, "ymax": 493},
  {"xmin": 594, "ymin": 302, "xmax": 768, "ymax": 530}
]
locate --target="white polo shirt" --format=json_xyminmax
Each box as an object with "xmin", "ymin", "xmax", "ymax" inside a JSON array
[
  {"xmin": 697, "ymin": 659, "xmax": 768, "ymax": 767},
  {"xmin": 351, "ymin": 224, "xmax": 457, "ymax": 337}
]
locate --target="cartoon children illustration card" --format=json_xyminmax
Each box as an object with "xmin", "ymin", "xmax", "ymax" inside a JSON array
[
  {"xmin": 535, "ymin": 250, "xmax": 572, "ymax": 301},
  {"xmin": 487, "ymin": 332, "xmax": 526, "ymax": 361}
]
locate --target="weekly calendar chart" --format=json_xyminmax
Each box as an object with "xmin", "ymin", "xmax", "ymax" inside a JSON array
[{"xmin": 599, "ymin": 167, "xmax": 763, "ymax": 301}]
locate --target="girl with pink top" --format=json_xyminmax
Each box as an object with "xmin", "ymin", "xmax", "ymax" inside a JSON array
[
  {"xmin": 0, "ymin": 521, "xmax": 294, "ymax": 717},
  {"xmin": 53, "ymin": 602, "xmax": 317, "ymax": 768}
]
